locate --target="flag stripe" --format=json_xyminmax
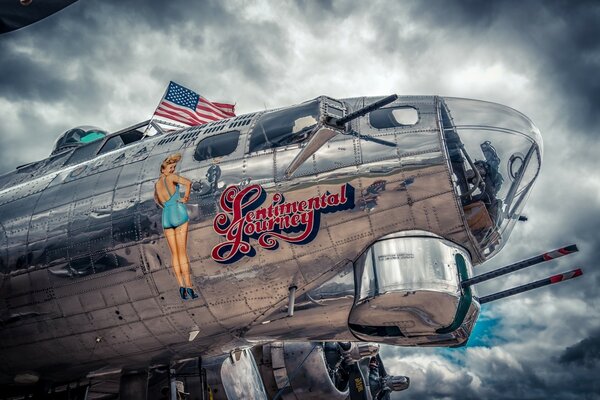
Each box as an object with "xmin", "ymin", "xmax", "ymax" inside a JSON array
[
  {"xmin": 212, "ymin": 102, "xmax": 236, "ymax": 114},
  {"xmin": 203, "ymin": 98, "xmax": 236, "ymax": 115},
  {"xmin": 156, "ymin": 104, "xmax": 207, "ymax": 126},
  {"xmin": 156, "ymin": 108, "xmax": 203, "ymax": 126},
  {"xmin": 156, "ymin": 107, "xmax": 204, "ymax": 126},
  {"xmin": 149, "ymin": 81, "xmax": 236, "ymax": 130},
  {"xmin": 198, "ymin": 99, "xmax": 235, "ymax": 119},
  {"xmin": 159, "ymin": 101, "xmax": 208, "ymax": 124},
  {"xmin": 160, "ymin": 101, "xmax": 227, "ymax": 124},
  {"xmin": 196, "ymin": 104, "xmax": 231, "ymax": 120}
]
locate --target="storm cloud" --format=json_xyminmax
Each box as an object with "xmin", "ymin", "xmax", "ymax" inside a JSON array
[
  {"xmin": 0, "ymin": 0, "xmax": 598, "ymax": 398},
  {"xmin": 560, "ymin": 329, "xmax": 600, "ymax": 368}
]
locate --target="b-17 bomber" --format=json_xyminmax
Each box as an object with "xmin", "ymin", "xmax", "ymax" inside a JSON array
[{"xmin": 0, "ymin": 94, "xmax": 583, "ymax": 399}]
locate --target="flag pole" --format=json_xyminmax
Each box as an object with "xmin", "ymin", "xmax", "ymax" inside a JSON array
[{"xmin": 143, "ymin": 81, "xmax": 173, "ymax": 137}]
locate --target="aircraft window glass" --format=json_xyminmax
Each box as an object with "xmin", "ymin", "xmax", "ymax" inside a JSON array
[
  {"xmin": 98, "ymin": 130, "xmax": 145, "ymax": 156},
  {"xmin": 456, "ymin": 132, "xmax": 540, "ymax": 255},
  {"xmin": 369, "ymin": 107, "xmax": 418, "ymax": 129},
  {"xmin": 440, "ymin": 98, "xmax": 542, "ymax": 259},
  {"xmin": 249, "ymin": 100, "xmax": 319, "ymax": 153},
  {"xmin": 52, "ymin": 126, "xmax": 108, "ymax": 154},
  {"xmin": 194, "ymin": 130, "xmax": 240, "ymax": 162},
  {"xmin": 80, "ymin": 131, "xmax": 106, "ymax": 143},
  {"xmin": 98, "ymin": 136, "xmax": 125, "ymax": 154},
  {"xmin": 119, "ymin": 130, "xmax": 145, "ymax": 145},
  {"xmin": 511, "ymin": 150, "xmax": 540, "ymax": 198}
]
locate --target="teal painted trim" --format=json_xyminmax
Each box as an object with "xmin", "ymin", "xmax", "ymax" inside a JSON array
[{"xmin": 436, "ymin": 253, "xmax": 473, "ymax": 334}]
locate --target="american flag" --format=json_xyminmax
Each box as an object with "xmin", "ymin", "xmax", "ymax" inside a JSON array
[{"xmin": 151, "ymin": 81, "xmax": 235, "ymax": 128}]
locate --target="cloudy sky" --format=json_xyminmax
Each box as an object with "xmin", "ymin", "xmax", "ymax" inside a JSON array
[{"xmin": 1, "ymin": 0, "xmax": 599, "ymax": 398}]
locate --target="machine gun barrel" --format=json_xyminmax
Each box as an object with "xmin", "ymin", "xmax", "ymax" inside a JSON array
[
  {"xmin": 332, "ymin": 94, "xmax": 398, "ymax": 127},
  {"xmin": 478, "ymin": 268, "xmax": 582, "ymax": 304},
  {"xmin": 461, "ymin": 244, "xmax": 578, "ymax": 288}
]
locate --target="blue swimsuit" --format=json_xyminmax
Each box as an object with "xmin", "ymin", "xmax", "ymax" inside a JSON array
[{"xmin": 161, "ymin": 177, "xmax": 189, "ymax": 229}]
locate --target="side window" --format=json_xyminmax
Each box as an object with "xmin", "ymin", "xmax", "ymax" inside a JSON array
[
  {"xmin": 194, "ymin": 130, "xmax": 240, "ymax": 162},
  {"xmin": 248, "ymin": 100, "xmax": 319, "ymax": 153},
  {"xmin": 369, "ymin": 107, "xmax": 419, "ymax": 129},
  {"xmin": 98, "ymin": 136, "xmax": 125, "ymax": 154},
  {"xmin": 98, "ymin": 130, "xmax": 144, "ymax": 155}
]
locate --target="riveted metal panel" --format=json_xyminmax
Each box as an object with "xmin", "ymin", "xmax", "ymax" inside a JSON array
[
  {"xmin": 220, "ymin": 349, "xmax": 269, "ymax": 400},
  {"xmin": 0, "ymin": 94, "xmax": 519, "ymax": 384},
  {"xmin": 0, "ymin": 221, "xmax": 7, "ymax": 273}
]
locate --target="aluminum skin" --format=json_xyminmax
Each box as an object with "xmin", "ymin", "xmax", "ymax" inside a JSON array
[{"xmin": 0, "ymin": 95, "xmax": 541, "ymax": 388}]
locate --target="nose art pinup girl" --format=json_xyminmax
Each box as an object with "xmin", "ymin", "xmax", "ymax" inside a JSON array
[{"xmin": 154, "ymin": 153, "xmax": 198, "ymax": 300}]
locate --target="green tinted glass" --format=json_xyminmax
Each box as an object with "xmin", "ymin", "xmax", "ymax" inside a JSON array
[{"xmin": 80, "ymin": 131, "xmax": 106, "ymax": 143}]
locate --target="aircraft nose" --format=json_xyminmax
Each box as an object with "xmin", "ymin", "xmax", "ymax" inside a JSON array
[
  {"xmin": 439, "ymin": 97, "xmax": 543, "ymax": 259},
  {"xmin": 441, "ymin": 97, "xmax": 542, "ymax": 156}
]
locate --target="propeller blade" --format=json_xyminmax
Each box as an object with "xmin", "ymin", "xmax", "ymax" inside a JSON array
[
  {"xmin": 347, "ymin": 363, "xmax": 370, "ymax": 400},
  {"xmin": 376, "ymin": 353, "xmax": 388, "ymax": 378}
]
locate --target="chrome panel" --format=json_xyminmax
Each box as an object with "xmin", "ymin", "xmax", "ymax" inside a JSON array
[
  {"xmin": 221, "ymin": 349, "xmax": 268, "ymax": 400},
  {"xmin": 273, "ymin": 146, "xmax": 316, "ymax": 181},
  {"xmin": 245, "ymin": 262, "xmax": 356, "ymax": 342},
  {"xmin": 349, "ymin": 233, "xmax": 479, "ymax": 345},
  {"xmin": 245, "ymin": 151, "xmax": 275, "ymax": 184},
  {"xmin": 0, "ymin": 95, "xmax": 512, "ymax": 384},
  {"xmin": 254, "ymin": 342, "xmax": 348, "ymax": 400},
  {"xmin": 359, "ymin": 97, "xmax": 440, "ymax": 166},
  {"xmin": 357, "ymin": 236, "xmax": 461, "ymax": 299},
  {"xmin": 312, "ymin": 135, "xmax": 360, "ymax": 175}
]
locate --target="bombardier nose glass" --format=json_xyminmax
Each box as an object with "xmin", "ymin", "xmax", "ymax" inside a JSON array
[{"xmin": 441, "ymin": 98, "xmax": 542, "ymax": 258}]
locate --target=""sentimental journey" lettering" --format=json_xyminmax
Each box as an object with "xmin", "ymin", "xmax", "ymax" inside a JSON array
[{"xmin": 212, "ymin": 184, "xmax": 355, "ymax": 263}]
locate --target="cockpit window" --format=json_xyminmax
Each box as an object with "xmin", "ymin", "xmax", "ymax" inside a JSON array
[
  {"xmin": 99, "ymin": 136, "xmax": 125, "ymax": 154},
  {"xmin": 369, "ymin": 106, "xmax": 419, "ymax": 129},
  {"xmin": 194, "ymin": 130, "xmax": 240, "ymax": 162},
  {"xmin": 248, "ymin": 100, "xmax": 319, "ymax": 153},
  {"xmin": 97, "ymin": 130, "xmax": 144, "ymax": 155},
  {"xmin": 52, "ymin": 126, "xmax": 108, "ymax": 155}
]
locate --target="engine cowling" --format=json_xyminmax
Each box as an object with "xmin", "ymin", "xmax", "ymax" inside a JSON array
[
  {"xmin": 252, "ymin": 342, "xmax": 349, "ymax": 400},
  {"xmin": 202, "ymin": 342, "xmax": 409, "ymax": 399}
]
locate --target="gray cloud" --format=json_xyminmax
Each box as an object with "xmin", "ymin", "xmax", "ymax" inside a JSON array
[
  {"xmin": 403, "ymin": 0, "xmax": 600, "ymax": 133},
  {"xmin": 0, "ymin": 42, "xmax": 70, "ymax": 101},
  {"xmin": 560, "ymin": 328, "xmax": 600, "ymax": 368}
]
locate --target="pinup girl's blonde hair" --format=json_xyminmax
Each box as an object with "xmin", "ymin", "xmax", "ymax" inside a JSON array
[{"xmin": 160, "ymin": 153, "xmax": 182, "ymax": 173}]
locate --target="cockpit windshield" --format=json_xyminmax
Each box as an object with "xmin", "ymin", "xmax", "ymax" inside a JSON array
[
  {"xmin": 440, "ymin": 98, "xmax": 542, "ymax": 259},
  {"xmin": 248, "ymin": 100, "xmax": 320, "ymax": 153},
  {"xmin": 51, "ymin": 125, "xmax": 108, "ymax": 155}
]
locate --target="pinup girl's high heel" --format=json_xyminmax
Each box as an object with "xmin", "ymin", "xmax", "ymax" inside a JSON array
[
  {"xmin": 186, "ymin": 288, "xmax": 199, "ymax": 299},
  {"xmin": 179, "ymin": 287, "xmax": 188, "ymax": 300}
]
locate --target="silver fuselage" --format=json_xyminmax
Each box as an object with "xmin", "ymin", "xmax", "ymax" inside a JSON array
[{"xmin": 0, "ymin": 95, "xmax": 541, "ymax": 384}]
